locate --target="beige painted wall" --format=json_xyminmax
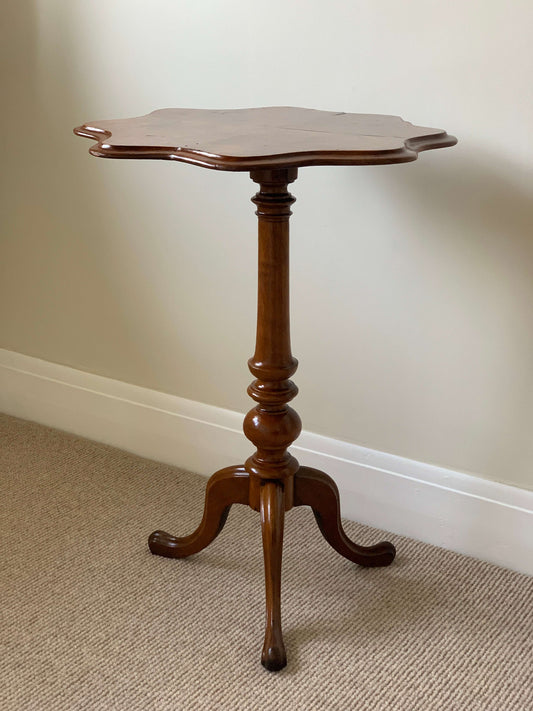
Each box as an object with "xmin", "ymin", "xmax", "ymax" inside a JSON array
[{"xmin": 2, "ymin": 1, "xmax": 532, "ymax": 489}]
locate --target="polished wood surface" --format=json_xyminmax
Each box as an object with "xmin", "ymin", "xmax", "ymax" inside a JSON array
[
  {"xmin": 260, "ymin": 480, "xmax": 286, "ymax": 671},
  {"xmin": 148, "ymin": 465, "xmax": 249, "ymax": 558},
  {"xmin": 244, "ymin": 169, "xmax": 301, "ymax": 499},
  {"xmin": 74, "ymin": 108, "xmax": 456, "ymax": 671},
  {"xmin": 294, "ymin": 466, "xmax": 396, "ymax": 567},
  {"xmin": 74, "ymin": 106, "xmax": 456, "ymax": 171},
  {"xmin": 146, "ymin": 170, "xmax": 397, "ymax": 670}
]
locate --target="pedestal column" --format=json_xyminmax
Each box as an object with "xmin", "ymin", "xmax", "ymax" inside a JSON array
[{"xmin": 244, "ymin": 168, "xmax": 301, "ymax": 508}]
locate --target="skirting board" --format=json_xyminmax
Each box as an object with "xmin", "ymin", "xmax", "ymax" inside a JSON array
[{"xmin": 1, "ymin": 347, "xmax": 531, "ymax": 576}]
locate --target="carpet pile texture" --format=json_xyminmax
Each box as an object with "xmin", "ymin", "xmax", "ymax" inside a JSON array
[{"xmin": 1, "ymin": 414, "xmax": 531, "ymax": 710}]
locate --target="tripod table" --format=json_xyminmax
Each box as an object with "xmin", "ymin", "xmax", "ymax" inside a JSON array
[{"xmin": 74, "ymin": 107, "xmax": 456, "ymax": 671}]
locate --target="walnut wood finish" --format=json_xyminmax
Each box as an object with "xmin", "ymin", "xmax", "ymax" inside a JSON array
[
  {"xmin": 74, "ymin": 106, "xmax": 456, "ymax": 171},
  {"xmin": 146, "ymin": 171, "xmax": 396, "ymax": 670},
  {"xmin": 148, "ymin": 465, "xmax": 249, "ymax": 558},
  {"xmin": 74, "ymin": 107, "xmax": 456, "ymax": 671},
  {"xmin": 294, "ymin": 466, "xmax": 396, "ymax": 567},
  {"xmin": 244, "ymin": 168, "xmax": 301, "ymax": 501},
  {"xmin": 260, "ymin": 480, "xmax": 286, "ymax": 671}
]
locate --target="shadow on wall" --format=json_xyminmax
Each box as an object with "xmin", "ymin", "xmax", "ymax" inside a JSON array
[
  {"xmin": 1, "ymin": 3, "xmax": 172, "ymax": 379},
  {"xmin": 377, "ymin": 149, "xmax": 533, "ymax": 485},
  {"xmin": 392, "ymin": 149, "xmax": 533, "ymax": 271}
]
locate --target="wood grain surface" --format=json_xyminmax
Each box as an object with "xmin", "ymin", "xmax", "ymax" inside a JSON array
[{"xmin": 74, "ymin": 106, "xmax": 456, "ymax": 171}]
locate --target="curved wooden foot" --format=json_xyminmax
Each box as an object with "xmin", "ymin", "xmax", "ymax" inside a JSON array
[
  {"xmin": 260, "ymin": 481, "xmax": 287, "ymax": 672},
  {"xmin": 148, "ymin": 465, "xmax": 249, "ymax": 558},
  {"xmin": 294, "ymin": 466, "xmax": 396, "ymax": 567}
]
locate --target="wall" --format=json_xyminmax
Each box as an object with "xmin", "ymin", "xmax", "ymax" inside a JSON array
[{"xmin": 1, "ymin": 0, "xmax": 532, "ymax": 490}]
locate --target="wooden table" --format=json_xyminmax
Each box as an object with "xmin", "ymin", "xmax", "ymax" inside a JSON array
[{"xmin": 74, "ymin": 107, "xmax": 456, "ymax": 671}]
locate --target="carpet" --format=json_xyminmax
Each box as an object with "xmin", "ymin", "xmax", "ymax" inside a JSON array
[{"xmin": 1, "ymin": 414, "xmax": 531, "ymax": 710}]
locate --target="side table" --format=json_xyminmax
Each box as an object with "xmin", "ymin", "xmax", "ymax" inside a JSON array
[{"xmin": 74, "ymin": 107, "xmax": 456, "ymax": 671}]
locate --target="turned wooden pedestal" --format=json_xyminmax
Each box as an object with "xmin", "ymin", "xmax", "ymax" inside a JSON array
[{"xmin": 74, "ymin": 107, "xmax": 456, "ymax": 671}]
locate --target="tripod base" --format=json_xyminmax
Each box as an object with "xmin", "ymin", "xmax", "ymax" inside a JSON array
[{"xmin": 149, "ymin": 465, "xmax": 395, "ymax": 671}]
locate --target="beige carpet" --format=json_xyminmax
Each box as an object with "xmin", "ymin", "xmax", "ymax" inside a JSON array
[{"xmin": 1, "ymin": 414, "xmax": 531, "ymax": 710}]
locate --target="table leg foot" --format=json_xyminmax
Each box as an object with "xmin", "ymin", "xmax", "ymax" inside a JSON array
[
  {"xmin": 294, "ymin": 466, "xmax": 396, "ymax": 567},
  {"xmin": 260, "ymin": 480, "xmax": 287, "ymax": 671},
  {"xmin": 148, "ymin": 465, "xmax": 249, "ymax": 558}
]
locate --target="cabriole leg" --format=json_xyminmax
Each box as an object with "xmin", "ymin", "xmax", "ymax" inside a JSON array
[
  {"xmin": 294, "ymin": 466, "xmax": 396, "ymax": 567},
  {"xmin": 148, "ymin": 465, "xmax": 249, "ymax": 558}
]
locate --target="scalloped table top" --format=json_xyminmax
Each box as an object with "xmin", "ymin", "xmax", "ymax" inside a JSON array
[{"xmin": 74, "ymin": 106, "xmax": 456, "ymax": 171}]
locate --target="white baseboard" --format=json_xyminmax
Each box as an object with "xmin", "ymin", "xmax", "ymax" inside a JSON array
[{"xmin": 1, "ymin": 347, "xmax": 531, "ymax": 576}]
